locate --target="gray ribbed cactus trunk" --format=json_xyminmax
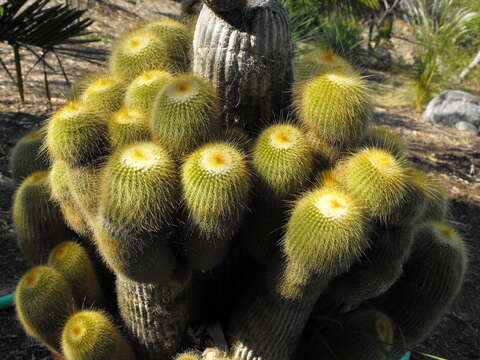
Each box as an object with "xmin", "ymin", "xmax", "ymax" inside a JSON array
[
  {"xmin": 192, "ymin": 0, "xmax": 294, "ymax": 133},
  {"xmin": 228, "ymin": 292, "xmax": 322, "ymax": 360},
  {"xmin": 116, "ymin": 274, "xmax": 191, "ymax": 360}
]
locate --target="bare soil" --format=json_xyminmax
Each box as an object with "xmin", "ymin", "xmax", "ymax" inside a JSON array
[{"xmin": 1, "ymin": 1, "xmax": 479, "ymax": 359}]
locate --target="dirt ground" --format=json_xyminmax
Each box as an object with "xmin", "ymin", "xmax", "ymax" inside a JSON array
[{"xmin": 1, "ymin": 1, "xmax": 479, "ymax": 359}]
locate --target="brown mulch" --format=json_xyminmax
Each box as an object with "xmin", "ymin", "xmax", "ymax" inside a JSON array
[{"xmin": 1, "ymin": 1, "xmax": 479, "ymax": 359}]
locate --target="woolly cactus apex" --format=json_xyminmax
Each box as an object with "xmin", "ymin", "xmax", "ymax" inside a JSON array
[
  {"xmin": 193, "ymin": 0, "xmax": 293, "ymax": 131},
  {"xmin": 13, "ymin": 171, "xmax": 70, "ymax": 265},
  {"xmin": 307, "ymin": 310, "xmax": 395, "ymax": 360},
  {"xmin": 108, "ymin": 107, "xmax": 151, "ymax": 149},
  {"xmin": 46, "ymin": 101, "xmax": 109, "ymax": 168},
  {"xmin": 325, "ymin": 226, "xmax": 415, "ymax": 308},
  {"xmin": 150, "ymin": 74, "xmax": 220, "ymax": 157},
  {"xmin": 379, "ymin": 221, "xmax": 467, "ymax": 350},
  {"xmin": 360, "ymin": 126, "xmax": 407, "ymax": 158},
  {"xmin": 337, "ymin": 147, "xmax": 409, "ymax": 223},
  {"xmin": 253, "ymin": 124, "xmax": 314, "ymax": 199},
  {"xmin": 96, "ymin": 142, "xmax": 178, "ymax": 283},
  {"xmin": 67, "ymin": 72, "xmax": 103, "ymax": 101},
  {"xmin": 283, "ymin": 186, "xmax": 368, "ymax": 281},
  {"xmin": 296, "ymin": 71, "xmax": 371, "ymax": 147},
  {"xmin": 10, "ymin": 129, "xmax": 49, "ymax": 184},
  {"xmin": 110, "ymin": 29, "xmax": 171, "ymax": 80},
  {"xmin": 48, "ymin": 241, "xmax": 104, "ymax": 306},
  {"xmin": 314, "ymin": 169, "xmax": 341, "ymax": 188},
  {"xmin": 294, "ymin": 49, "xmax": 354, "ymax": 87},
  {"xmin": 49, "ymin": 161, "xmax": 90, "ymax": 237},
  {"xmin": 181, "ymin": 142, "xmax": 250, "ymax": 269},
  {"xmin": 175, "ymin": 350, "xmax": 202, "ymax": 360},
  {"xmin": 124, "ymin": 70, "xmax": 173, "ymax": 113},
  {"xmin": 81, "ymin": 76, "xmax": 127, "ymax": 114},
  {"xmin": 143, "ymin": 19, "xmax": 191, "ymax": 72},
  {"xmin": 62, "ymin": 310, "xmax": 135, "ymax": 360},
  {"xmin": 16, "ymin": 266, "xmax": 76, "ymax": 354}
]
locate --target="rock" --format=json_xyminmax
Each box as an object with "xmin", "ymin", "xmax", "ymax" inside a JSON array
[
  {"xmin": 423, "ymin": 90, "xmax": 480, "ymax": 128},
  {"xmin": 455, "ymin": 121, "xmax": 478, "ymax": 135}
]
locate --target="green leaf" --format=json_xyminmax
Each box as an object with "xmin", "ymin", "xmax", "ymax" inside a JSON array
[{"xmin": 417, "ymin": 352, "xmax": 448, "ymax": 360}]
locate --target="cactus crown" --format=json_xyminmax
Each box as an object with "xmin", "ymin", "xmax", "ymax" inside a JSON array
[{"xmin": 284, "ymin": 186, "xmax": 367, "ymax": 275}]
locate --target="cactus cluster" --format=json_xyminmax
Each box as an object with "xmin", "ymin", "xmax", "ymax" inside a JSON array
[{"xmin": 10, "ymin": 2, "xmax": 467, "ymax": 360}]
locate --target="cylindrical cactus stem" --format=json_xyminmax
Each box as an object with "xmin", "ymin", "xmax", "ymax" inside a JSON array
[
  {"xmin": 116, "ymin": 271, "xmax": 192, "ymax": 360},
  {"xmin": 142, "ymin": 19, "xmax": 192, "ymax": 72},
  {"xmin": 294, "ymin": 49, "xmax": 354, "ymax": 87},
  {"xmin": 124, "ymin": 70, "xmax": 173, "ymax": 113},
  {"xmin": 295, "ymin": 71, "xmax": 371, "ymax": 149},
  {"xmin": 10, "ymin": 129, "xmax": 49, "ymax": 184},
  {"xmin": 252, "ymin": 123, "xmax": 314, "ymax": 200},
  {"xmin": 229, "ymin": 293, "xmax": 321, "ymax": 360},
  {"xmin": 12, "ymin": 171, "xmax": 71, "ymax": 265},
  {"xmin": 108, "ymin": 107, "xmax": 151, "ymax": 149},
  {"xmin": 66, "ymin": 165, "xmax": 102, "ymax": 232},
  {"xmin": 46, "ymin": 101, "xmax": 110, "ymax": 168},
  {"xmin": 81, "ymin": 76, "xmax": 127, "ymax": 114},
  {"xmin": 48, "ymin": 241, "xmax": 105, "ymax": 307},
  {"xmin": 181, "ymin": 142, "xmax": 251, "ymax": 270},
  {"xmin": 96, "ymin": 142, "xmax": 179, "ymax": 283},
  {"xmin": 15, "ymin": 266, "xmax": 76, "ymax": 354},
  {"xmin": 193, "ymin": 0, "xmax": 294, "ymax": 132},
  {"xmin": 325, "ymin": 225, "xmax": 415, "ymax": 310},
  {"xmin": 228, "ymin": 186, "xmax": 368, "ymax": 360},
  {"xmin": 150, "ymin": 74, "xmax": 221, "ymax": 158},
  {"xmin": 62, "ymin": 310, "xmax": 135, "ymax": 360},
  {"xmin": 377, "ymin": 221, "xmax": 467, "ymax": 351},
  {"xmin": 49, "ymin": 161, "xmax": 90, "ymax": 237},
  {"xmin": 109, "ymin": 29, "xmax": 172, "ymax": 80},
  {"xmin": 303, "ymin": 310, "xmax": 395, "ymax": 360},
  {"xmin": 336, "ymin": 147, "xmax": 409, "ymax": 224}
]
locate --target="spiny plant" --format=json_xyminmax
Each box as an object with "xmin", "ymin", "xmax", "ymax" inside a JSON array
[
  {"xmin": 108, "ymin": 107, "xmax": 151, "ymax": 149},
  {"xmin": 9, "ymin": 129, "xmax": 49, "ymax": 184},
  {"xmin": 295, "ymin": 70, "xmax": 371, "ymax": 148},
  {"xmin": 15, "ymin": 266, "xmax": 76, "ymax": 355},
  {"xmin": 10, "ymin": 3, "xmax": 467, "ymax": 360},
  {"xmin": 62, "ymin": 310, "xmax": 135, "ymax": 360},
  {"xmin": 48, "ymin": 241, "xmax": 105, "ymax": 306},
  {"xmin": 12, "ymin": 171, "xmax": 71, "ymax": 265}
]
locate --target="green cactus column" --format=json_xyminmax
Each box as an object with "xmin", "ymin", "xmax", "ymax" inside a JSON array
[
  {"xmin": 192, "ymin": 0, "xmax": 294, "ymax": 132},
  {"xmin": 228, "ymin": 186, "xmax": 369, "ymax": 360}
]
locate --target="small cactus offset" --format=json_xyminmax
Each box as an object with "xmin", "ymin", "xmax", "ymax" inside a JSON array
[{"xmin": 10, "ymin": 3, "xmax": 468, "ymax": 360}]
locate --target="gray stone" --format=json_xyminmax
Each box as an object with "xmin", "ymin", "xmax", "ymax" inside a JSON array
[
  {"xmin": 422, "ymin": 90, "xmax": 480, "ymax": 127},
  {"xmin": 455, "ymin": 121, "xmax": 478, "ymax": 134}
]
